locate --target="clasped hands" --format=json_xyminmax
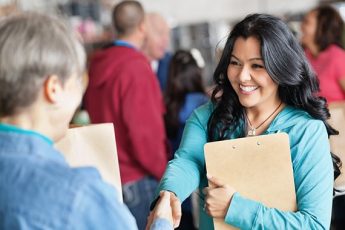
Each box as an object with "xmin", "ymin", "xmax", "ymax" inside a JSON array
[{"xmin": 146, "ymin": 175, "xmax": 236, "ymax": 229}]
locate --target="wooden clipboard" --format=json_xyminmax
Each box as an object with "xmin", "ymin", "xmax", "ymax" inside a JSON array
[
  {"xmin": 55, "ymin": 123, "xmax": 122, "ymax": 201},
  {"xmin": 204, "ymin": 133, "xmax": 296, "ymax": 230}
]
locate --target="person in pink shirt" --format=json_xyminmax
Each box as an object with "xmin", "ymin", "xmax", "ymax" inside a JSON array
[{"xmin": 301, "ymin": 5, "xmax": 345, "ymax": 103}]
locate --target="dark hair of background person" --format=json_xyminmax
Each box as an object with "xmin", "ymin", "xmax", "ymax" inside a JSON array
[
  {"xmin": 314, "ymin": 5, "xmax": 344, "ymax": 52},
  {"xmin": 111, "ymin": 0, "xmax": 144, "ymax": 36},
  {"xmin": 165, "ymin": 50, "xmax": 205, "ymax": 139},
  {"xmin": 207, "ymin": 13, "xmax": 341, "ymax": 184}
]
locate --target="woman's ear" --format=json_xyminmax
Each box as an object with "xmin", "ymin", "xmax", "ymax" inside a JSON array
[{"xmin": 43, "ymin": 75, "xmax": 63, "ymax": 104}]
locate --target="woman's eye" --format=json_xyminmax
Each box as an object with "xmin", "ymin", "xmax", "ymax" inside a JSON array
[
  {"xmin": 230, "ymin": 60, "xmax": 240, "ymax": 66},
  {"xmin": 252, "ymin": 63, "xmax": 264, "ymax": 69}
]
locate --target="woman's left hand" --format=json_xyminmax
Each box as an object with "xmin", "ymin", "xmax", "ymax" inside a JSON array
[{"xmin": 203, "ymin": 175, "xmax": 236, "ymax": 219}]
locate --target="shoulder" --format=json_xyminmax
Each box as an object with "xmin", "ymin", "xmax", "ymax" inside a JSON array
[
  {"xmin": 290, "ymin": 107, "xmax": 326, "ymax": 133},
  {"xmin": 184, "ymin": 93, "xmax": 209, "ymax": 112},
  {"xmin": 67, "ymin": 167, "xmax": 138, "ymax": 229},
  {"xmin": 117, "ymin": 50, "xmax": 153, "ymax": 78},
  {"xmin": 93, "ymin": 46, "xmax": 149, "ymax": 66},
  {"xmin": 273, "ymin": 106, "xmax": 322, "ymax": 129},
  {"xmin": 43, "ymin": 165, "xmax": 120, "ymax": 209},
  {"xmin": 70, "ymin": 167, "xmax": 120, "ymax": 202},
  {"xmin": 326, "ymin": 44, "xmax": 345, "ymax": 58},
  {"xmin": 272, "ymin": 106, "xmax": 328, "ymax": 147},
  {"xmin": 286, "ymin": 107, "xmax": 327, "ymax": 137},
  {"xmin": 117, "ymin": 47, "xmax": 150, "ymax": 66},
  {"xmin": 279, "ymin": 107, "xmax": 329, "ymax": 160},
  {"xmin": 185, "ymin": 93, "xmax": 209, "ymax": 104}
]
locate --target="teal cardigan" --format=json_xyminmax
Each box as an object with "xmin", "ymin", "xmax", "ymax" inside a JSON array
[{"xmin": 157, "ymin": 102, "xmax": 333, "ymax": 229}]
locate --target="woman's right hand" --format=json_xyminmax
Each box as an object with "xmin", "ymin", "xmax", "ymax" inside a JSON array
[{"xmin": 146, "ymin": 190, "xmax": 182, "ymax": 229}]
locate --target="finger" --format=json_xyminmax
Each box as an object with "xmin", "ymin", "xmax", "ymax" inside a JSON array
[
  {"xmin": 205, "ymin": 204, "xmax": 212, "ymax": 216},
  {"xmin": 207, "ymin": 174, "xmax": 226, "ymax": 187},
  {"xmin": 145, "ymin": 212, "xmax": 154, "ymax": 230},
  {"xmin": 171, "ymin": 197, "xmax": 182, "ymax": 228},
  {"xmin": 202, "ymin": 187, "xmax": 211, "ymax": 195},
  {"xmin": 153, "ymin": 192, "xmax": 173, "ymax": 225},
  {"xmin": 158, "ymin": 191, "xmax": 171, "ymax": 206}
]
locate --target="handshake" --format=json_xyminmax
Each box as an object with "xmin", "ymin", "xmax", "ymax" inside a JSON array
[
  {"xmin": 145, "ymin": 191, "xmax": 181, "ymax": 230},
  {"xmin": 146, "ymin": 176, "xmax": 235, "ymax": 230}
]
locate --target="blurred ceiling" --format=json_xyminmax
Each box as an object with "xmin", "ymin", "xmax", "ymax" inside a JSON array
[
  {"xmin": 138, "ymin": 0, "xmax": 320, "ymax": 25},
  {"xmin": 0, "ymin": 0, "xmax": 321, "ymax": 25}
]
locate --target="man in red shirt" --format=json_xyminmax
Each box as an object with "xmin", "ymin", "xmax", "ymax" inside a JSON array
[{"xmin": 84, "ymin": 1, "xmax": 168, "ymax": 229}]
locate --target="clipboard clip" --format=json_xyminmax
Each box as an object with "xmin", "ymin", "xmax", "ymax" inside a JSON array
[{"xmin": 231, "ymin": 141, "xmax": 262, "ymax": 149}]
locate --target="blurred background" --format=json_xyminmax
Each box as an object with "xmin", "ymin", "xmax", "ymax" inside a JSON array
[
  {"xmin": 1, "ymin": 0, "xmax": 345, "ymax": 229},
  {"xmin": 1, "ymin": 0, "xmax": 344, "ymax": 87}
]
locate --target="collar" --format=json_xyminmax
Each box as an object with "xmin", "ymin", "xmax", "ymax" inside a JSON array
[
  {"xmin": 113, "ymin": 40, "xmax": 136, "ymax": 49},
  {"xmin": 0, "ymin": 123, "xmax": 53, "ymax": 145},
  {"xmin": 0, "ymin": 124, "xmax": 65, "ymax": 163}
]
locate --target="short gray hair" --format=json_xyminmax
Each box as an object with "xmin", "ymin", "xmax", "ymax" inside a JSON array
[{"xmin": 0, "ymin": 12, "xmax": 86, "ymax": 117}]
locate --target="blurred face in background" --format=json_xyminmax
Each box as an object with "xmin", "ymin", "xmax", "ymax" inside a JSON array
[
  {"xmin": 301, "ymin": 10, "xmax": 317, "ymax": 48},
  {"xmin": 144, "ymin": 13, "xmax": 170, "ymax": 60}
]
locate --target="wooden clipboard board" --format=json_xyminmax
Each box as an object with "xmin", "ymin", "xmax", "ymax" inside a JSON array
[
  {"xmin": 204, "ymin": 133, "xmax": 296, "ymax": 230},
  {"xmin": 55, "ymin": 123, "xmax": 122, "ymax": 201}
]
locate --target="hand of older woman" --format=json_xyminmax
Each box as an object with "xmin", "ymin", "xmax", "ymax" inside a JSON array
[{"xmin": 146, "ymin": 191, "xmax": 181, "ymax": 230}]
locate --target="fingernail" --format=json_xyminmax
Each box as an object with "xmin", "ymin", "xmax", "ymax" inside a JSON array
[{"xmin": 207, "ymin": 174, "xmax": 212, "ymax": 179}]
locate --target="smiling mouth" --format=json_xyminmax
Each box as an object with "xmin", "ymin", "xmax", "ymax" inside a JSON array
[{"xmin": 239, "ymin": 84, "xmax": 259, "ymax": 93}]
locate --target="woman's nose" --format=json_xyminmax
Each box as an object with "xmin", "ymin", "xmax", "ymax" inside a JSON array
[{"xmin": 238, "ymin": 66, "xmax": 252, "ymax": 82}]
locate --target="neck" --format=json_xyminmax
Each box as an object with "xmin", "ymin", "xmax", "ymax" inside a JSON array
[
  {"xmin": 145, "ymin": 53, "xmax": 154, "ymax": 62},
  {"xmin": 117, "ymin": 34, "xmax": 143, "ymax": 50},
  {"xmin": 142, "ymin": 46, "xmax": 154, "ymax": 61},
  {"xmin": 307, "ymin": 43, "xmax": 319, "ymax": 57},
  {"xmin": 245, "ymin": 99, "xmax": 284, "ymax": 136},
  {"xmin": 0, "ymin": 106, "xmax": 54, "ymax": 141}
]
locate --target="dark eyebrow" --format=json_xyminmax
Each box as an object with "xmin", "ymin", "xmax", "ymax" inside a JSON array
[
  {"xmin": 231, "ymin": 54, "xmax": 240, "ymax": 61},
  {"xmin": 249, "ymin": 57, "xmax": 263, "ymax": 61},
  {"xmin": 231, "ymin": 54, "xmax": 263, "ymax": 62}
]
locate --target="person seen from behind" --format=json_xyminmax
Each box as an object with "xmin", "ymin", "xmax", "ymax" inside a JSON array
[{"xmin": 0, "ymin": 12, "xmax": 173, "ymax": 230}]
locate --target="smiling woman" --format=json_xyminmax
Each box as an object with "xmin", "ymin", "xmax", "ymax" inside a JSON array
[
  {"xmin": 227, "ymin": 37, "xmax": 282, "ymax": 136},
  {"xmin": 148, "ymin": 13, "xmax": 341, "ymax": 230}
]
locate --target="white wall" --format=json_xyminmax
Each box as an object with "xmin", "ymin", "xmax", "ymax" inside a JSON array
[
  {"xmin": 0, "ymin": 0, "xmax": 320, "ymax": 25},
  {"xmin": 139, "ymin": 0, "xmax": 319, "ymax": 25}
]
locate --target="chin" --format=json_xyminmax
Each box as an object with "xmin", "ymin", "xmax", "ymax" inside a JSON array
[
  {"xmin": 154, "ymin": 51, "xmax": 165, "ymax": 60},
  {"xmin": 238, "ymin": 98, "xmax": 258, "ymax": 108}
]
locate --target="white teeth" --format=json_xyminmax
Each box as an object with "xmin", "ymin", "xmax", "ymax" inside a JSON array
[{"xmin": 240, "ymin": 85, "xmax": 258, "ymax": 92}]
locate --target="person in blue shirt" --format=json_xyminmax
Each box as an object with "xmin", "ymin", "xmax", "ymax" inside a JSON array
[
  {"xmin": 0, "ymin": 12, "xmax": 172, "ymax": 230},
  {"xmin": 147, "ymin": 14, "xmax": 341, "ymax": 229},
  {"xmin": 165, "ymin": 50, "xmax": 209, "ymax": 155}
]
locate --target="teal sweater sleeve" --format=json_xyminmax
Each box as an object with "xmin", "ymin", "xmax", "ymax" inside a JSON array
[
  {"xmin": 225, "ymin": 120, "xmax": 334, "ymax": 229},
  {"xmin": 157, "ymin": 103, "xmax": 211, "ymax": 202}
]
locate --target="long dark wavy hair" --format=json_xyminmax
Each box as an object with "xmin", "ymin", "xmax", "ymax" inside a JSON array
[
  {"xmin": 165, "ymin": 50, "xmax": 205, "ymax": 139},
  {"xmin": 313, "ymin": 5, "xmax": 344, "ymax": 52},
  {"xmin": 207, "ymin": 14, "xmax": 341, "ymax": 181}
]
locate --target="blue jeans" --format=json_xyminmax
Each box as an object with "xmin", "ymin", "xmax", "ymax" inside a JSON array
[{"xmin": 123, "ymin": 176, "xmax": 158, "ymax": 230}]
